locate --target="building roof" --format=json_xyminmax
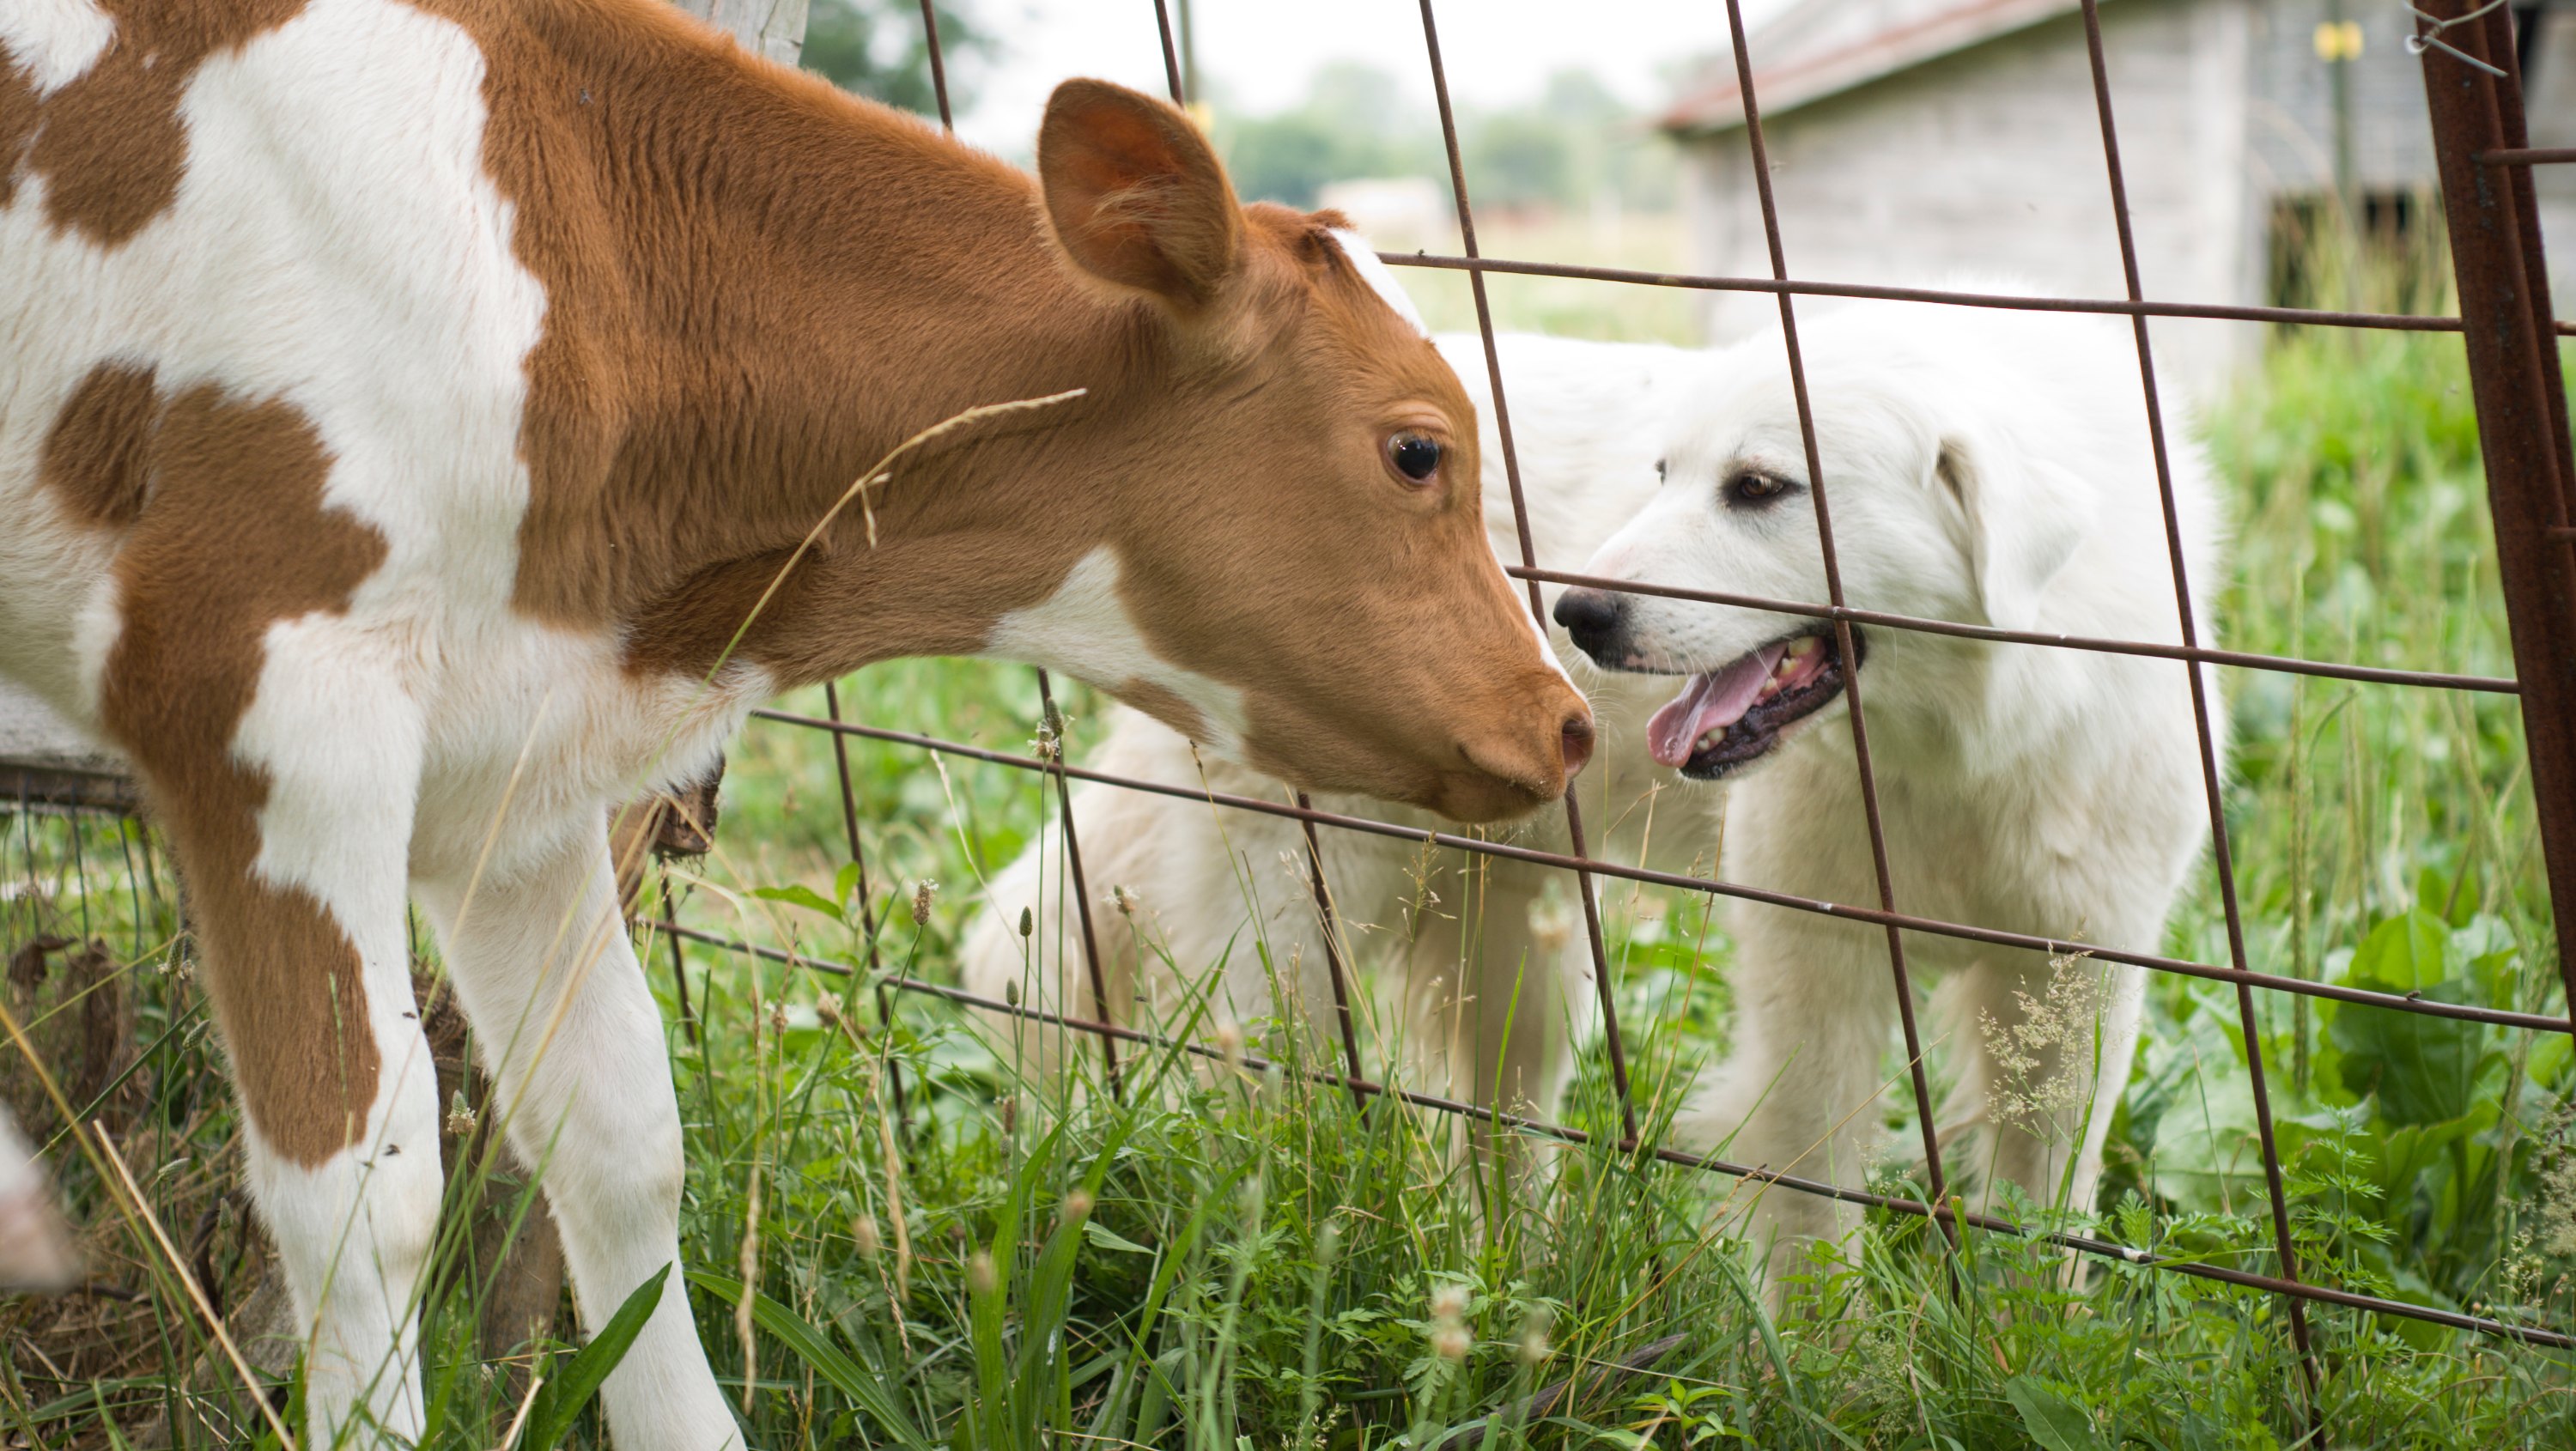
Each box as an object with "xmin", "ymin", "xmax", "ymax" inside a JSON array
[{"xmin": 1662, "ymin": 0, "xmax": 2090, "ymax": 135}]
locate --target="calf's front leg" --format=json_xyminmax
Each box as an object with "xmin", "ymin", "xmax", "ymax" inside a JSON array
[
  {"xmin": 1677, "ymin": 903, "xmax": 1899, "ymax": 1306},
  {"xmin": 116, "ymin": 641, "xmax": 440, "ymax": 1444},
  {"xmin": 415, "ymin": 820, "xmax": 743, "ymax": 1451}
]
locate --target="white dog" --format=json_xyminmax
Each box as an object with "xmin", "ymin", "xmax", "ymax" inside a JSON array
[
  {"xmin": 1555, "ymin": 301, "xmax": 2218, "ymax": 1286},
  {"xmin": 966, "ymin": 306, "xmax": 2220, "ymax": 1286}
]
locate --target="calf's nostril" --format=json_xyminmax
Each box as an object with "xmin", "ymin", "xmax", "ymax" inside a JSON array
[{"xmin": 1559, "ymin": 713, "xmax": 1595, "ymax": 779}]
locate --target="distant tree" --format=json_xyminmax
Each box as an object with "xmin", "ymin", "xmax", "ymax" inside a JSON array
[
  {"xmin": 1465, "ymin": 109, "xmax": 1573, "ymax": 211},
  {"xmin": 1303, "ymin": 60, "xmax": 1422, "ymax": 139},
  {"xmin": 1208, "ymin": 62, "xmax": 1672, "ymax": 217},
  {"xmin": 1214, "ymin": 63, "xmax": 1442, "ymax": 208},
  {"xmin": 1539, "ymin": 69, "xmax": 1625, "ymax": 126},
  {"xmin": 1222, "ymin": 112, "xmax": 1360, "ymax": 208},
  {"xmin": 801, "ymin": 0, "xmax": 993, "ymax": 118}
]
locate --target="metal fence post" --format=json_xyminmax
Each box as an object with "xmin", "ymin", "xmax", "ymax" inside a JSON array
[{"xmin": 2419, "ymin": 1, "xmax": 2576, "ymax": 1013}]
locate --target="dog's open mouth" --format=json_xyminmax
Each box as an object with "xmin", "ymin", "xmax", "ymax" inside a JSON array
[{"xmin": 1644, "ymin": 628, "xmax": 1856, "ymax": 779}]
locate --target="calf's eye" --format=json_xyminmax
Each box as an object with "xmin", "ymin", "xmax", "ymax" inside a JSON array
[{"xmin": 1388, "ymin": 432, "xmax": 1443, "ymax": 483}]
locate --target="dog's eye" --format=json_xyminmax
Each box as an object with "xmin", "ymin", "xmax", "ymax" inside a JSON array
[
  {"xmin": 1386, "ymin": 432, "xmax": 1443, "ymax": 484},
  {"xmin": 1728, "ymin": 471, "xmax": 1793, "ymax": 505}
]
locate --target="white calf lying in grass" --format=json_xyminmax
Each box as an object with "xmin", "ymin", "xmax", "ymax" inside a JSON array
[{"xmin": 968, "ymin": 308, "xmax": 2221, "ymax": 1295}]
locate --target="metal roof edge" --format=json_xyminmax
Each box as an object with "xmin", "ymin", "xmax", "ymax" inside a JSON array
[{"xmin": 1661, "ymin": 0, "xmax": 2093, "ymax": 137}]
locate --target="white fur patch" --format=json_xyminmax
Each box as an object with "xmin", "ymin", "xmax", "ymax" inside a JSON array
[
  {"xmin": 983, "ymin": 546, "xmax": 1248, "ymax": 753},
  {"xmin": 0, "ymin": 0, "xmax": 113, "ymax": 94},
  {"xmin": 1330, "ymin": 230, "xmax": 1430, "ymax": 338}
]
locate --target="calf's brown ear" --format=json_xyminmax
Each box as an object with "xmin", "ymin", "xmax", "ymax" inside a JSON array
[{"xmin": 1037, "ymin": 79, "xmax": 1242, "ymax": 308}]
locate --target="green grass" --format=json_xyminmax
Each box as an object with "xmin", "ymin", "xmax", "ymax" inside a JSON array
[{"xmin": 6, "ymin": 325, "xmax": 2576, "ymax": 1447}]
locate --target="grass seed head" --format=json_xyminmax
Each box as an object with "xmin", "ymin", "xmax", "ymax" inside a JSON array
[
  {"xmin": 1517, "ymin": 1314, "xmax": 1552, "ymax": 1368},
  {"xmin": 853, "ymin": 1214, "xmax": 882, "ymax": 1259},
  {"xmin": 1430, "ymin": 1282, "xmax": 1470, "ymax": 1322},
  {"xmin": 966, "ymin": 1248, "xmax": 997, "ymax": 1297},
  {"xmin": 1976, "ymin": 953, "xmax": 2111, "ymax": 1132},
  {"xmin": 1528, "ymin": 889, "xmax": 1574, "ymax": 956},
  {"xmin": 2536, "ymin": 1102, "xmax": 2576, "ymax": 1259},
  {"xmin": 911, "ymin": 879, "xmax": 939, "ymax": 926}
]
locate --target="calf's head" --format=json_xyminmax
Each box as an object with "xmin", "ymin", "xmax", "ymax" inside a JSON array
[{"xmin": 992, "ymin": 82, "xmax": 1590, "ymax": 823}]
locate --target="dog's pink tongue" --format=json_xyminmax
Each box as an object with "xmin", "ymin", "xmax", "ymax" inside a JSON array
[{"xmin": 1646, "ymin": 646, "xmax": 1787, "ymax": 767}]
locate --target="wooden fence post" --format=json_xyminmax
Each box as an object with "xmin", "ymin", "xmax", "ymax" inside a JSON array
[{"xmin": 671, "ymin": 0, "xmax": 812, "ymax": 68}]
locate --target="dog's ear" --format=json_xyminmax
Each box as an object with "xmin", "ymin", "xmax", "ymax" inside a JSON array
[{"xmin": 1935, "ymin": 433, "xmax": 2090, "ymax": 631}]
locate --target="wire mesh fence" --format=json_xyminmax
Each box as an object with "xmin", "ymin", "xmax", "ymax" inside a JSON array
[{"xmin": 613, "ymin": 0, "xmax": 2576, "ymax": 1426}]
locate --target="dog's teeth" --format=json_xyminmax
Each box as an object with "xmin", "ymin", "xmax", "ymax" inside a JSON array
[
  {"xmin": 1696, "ymin": 730, "xmax": 1722, "ymax": 753},
  {"xmin": 1759, "ymin": 679, "xmax": 1781, "ymax": 699},
  {"xmin": 1787, "ymin": 635, "xmax": 1820, "ymax": 659}
]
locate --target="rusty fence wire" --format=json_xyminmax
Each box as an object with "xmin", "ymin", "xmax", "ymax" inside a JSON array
[{"xmin": 639, "ymin": 0, "xmax": 2576, "ymax": 1421}]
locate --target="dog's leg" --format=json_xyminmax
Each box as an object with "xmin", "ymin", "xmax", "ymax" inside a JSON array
[
  {"xmin": 416, "ymin": 821, "xmax": 742, "ymax": 1451},
  {"xmin": 963, "ymin": 817, "xmax": 1130, "ymax": 1090},
  {"xmin": 963, "ymin": 737, "xmax": 1331, "ymax": 1095},
  {"xmin": 1679, "ymin": 903, "xmax": 1896, "ymax": 1305},
  {"xmin": 1395, "ymin": 854, "xmax": 1583, "ymax": 1203},
  {"xmin": 1388, "ymin": 846, "xmax": 1475, "ymax": 1157},
  {"xmin": 1486, "ymin": 869, "xmax": 1596, "ymax": 1187},
  {"xmin": 111, "ymin": 633, "xmax": 439, "ymax": 1445},
  {"xmin": 2070, "ymin": 963, "xmax": 2148, "ymax": 1213}
]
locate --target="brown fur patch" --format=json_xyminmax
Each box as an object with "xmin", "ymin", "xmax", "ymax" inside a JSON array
[
  {"xmin": 0, "ymin": 0, "xmax": 1557, "ymax": 849},
  {"xmin": 4, "ymin": 1, "xmax": 311, "ymax": 246},
  {"xmin": 389, "ymin": 0, "xmax": 1581, "ymax": 818},
  {"xmin": 1114, "ymin": 678, "xmax": 1207, "ymax": 743},
  {"xmin": 0, "ymin": 58, "xmax": 37, "ymax": 210},
  {"xmin": 434, "ymin": 7, "xmax": 1566, "ymax": 816},
  {"xmin": 93, "ymin": 378, "xmax": 390, "ymax": 1167},
  {"xmin": 39, "ymin": 361, "xmax": 163, "ymax": 525}
]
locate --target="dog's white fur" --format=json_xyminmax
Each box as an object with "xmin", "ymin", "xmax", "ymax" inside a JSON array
[
  {"xmin": 967, "ymin": 307, "xmax": 2219, "ymax": 1290},
  {"xmin": 1588, "ymin": 302, "xmax": 2219, "ymax": 1289}
]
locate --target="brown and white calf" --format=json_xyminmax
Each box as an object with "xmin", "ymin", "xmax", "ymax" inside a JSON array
[{"xmin": 0, "ymin": 1, "xmax": 1589, "ymax": 1443}]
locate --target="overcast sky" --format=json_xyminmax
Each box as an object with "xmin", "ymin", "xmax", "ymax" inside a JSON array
[{"xmin": 951, "ymin": 0, "xmax": 1786, "ymax": 154}]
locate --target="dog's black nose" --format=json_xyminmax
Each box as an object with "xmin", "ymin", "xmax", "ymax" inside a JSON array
[{"xmin": 1552, "ymin": 587, "xmax": 1626, "ymax": 660}]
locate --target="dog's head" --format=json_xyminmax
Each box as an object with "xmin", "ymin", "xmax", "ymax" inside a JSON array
[{"xmin": 1552, "ymin": 310, "xmax": 2093, "ymax": 780}]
